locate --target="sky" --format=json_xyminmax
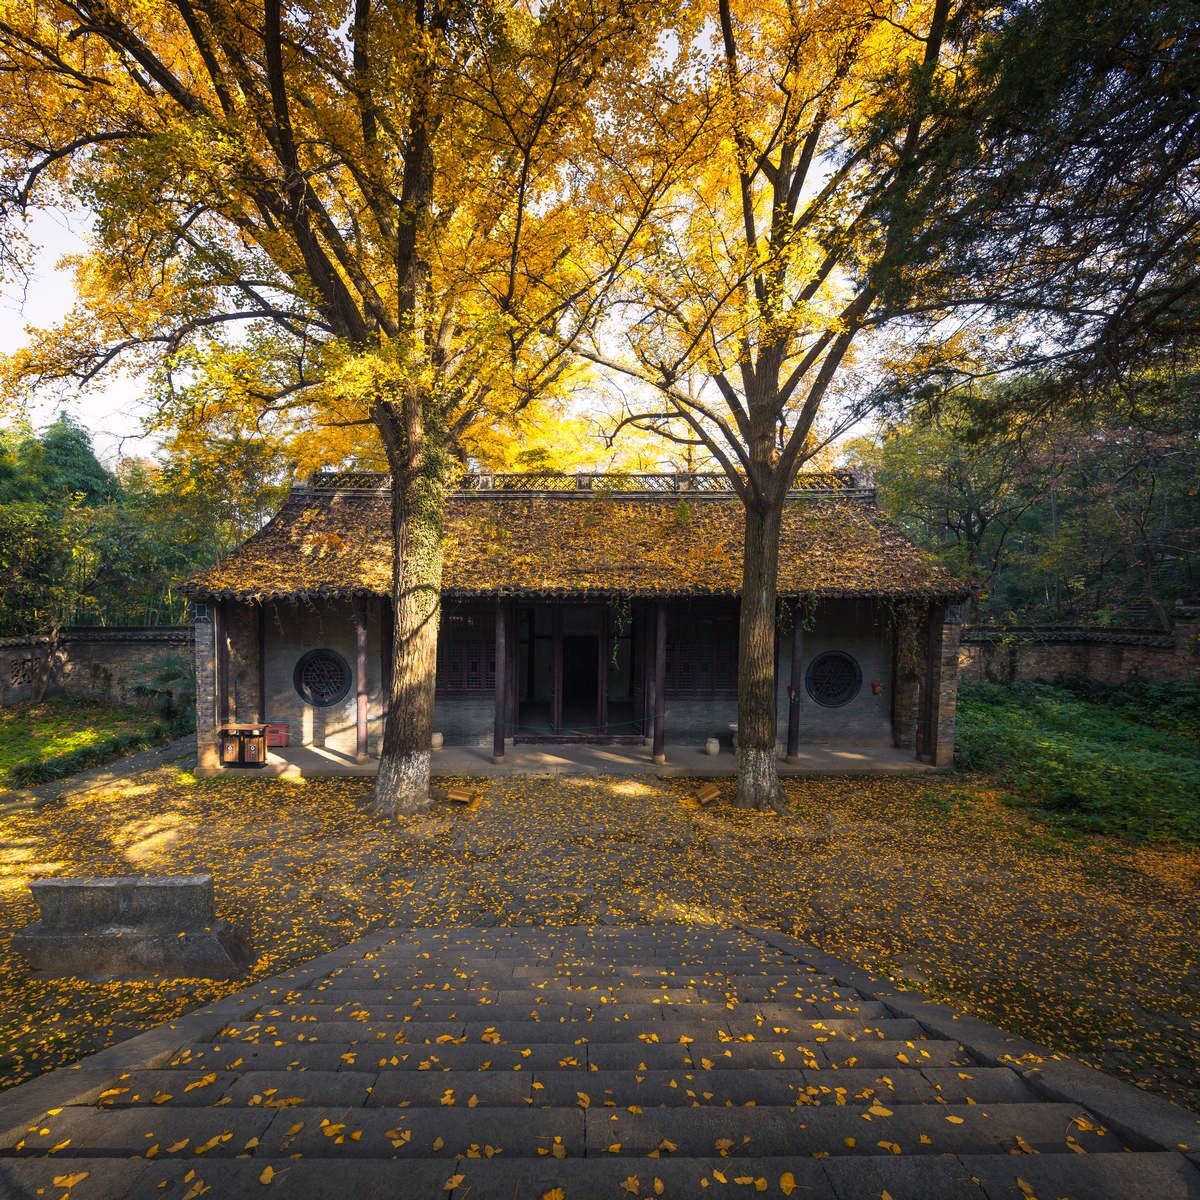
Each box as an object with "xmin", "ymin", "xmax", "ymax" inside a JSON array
[{"xmin": 0, "ymin": 208, "xmax": 160, "ymax": 465}]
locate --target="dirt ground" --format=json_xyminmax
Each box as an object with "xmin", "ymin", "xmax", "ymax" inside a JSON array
[{"xmin": 1, "ymin": 767, "xmax": 1196, "ymax": 1113}]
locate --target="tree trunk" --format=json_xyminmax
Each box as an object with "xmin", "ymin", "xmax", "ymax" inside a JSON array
[
  {"xmin": 373, "ymin": 400, "xmax": 448, "ymax": 818},
  {"xmin": 32, "ymin": 625, "xmax": 60, "ymax": 704},
  {"xmin": 735, "ymin": 501, "xmax": 784, "ymax": 810}
]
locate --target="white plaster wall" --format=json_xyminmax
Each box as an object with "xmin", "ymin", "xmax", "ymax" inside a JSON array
[
  {"xmin": 264, "ymin": 601, "xmax": 383, "ymax": 757},
  {"xmin": 775, "ymin": 600, "xmax": 893, "ymax": 745}
]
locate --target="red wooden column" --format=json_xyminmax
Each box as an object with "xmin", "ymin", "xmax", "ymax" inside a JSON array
[
  {"xmin": 652, "ymin": 601, "xmax": 667, "ymax": 763},
  {"xmin": 493, "ymin": 599, "xmax": 508, "ymax": 762},
  {"xmin": 785, "ymin": 618, "xmax": 804, "ymax": 760},
  {"xmin": 354, "ymin": 596, "xmax": 369, "ymax": 762}
]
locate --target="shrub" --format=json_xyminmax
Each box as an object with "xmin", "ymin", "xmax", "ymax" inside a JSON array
[
  {"xmin": 956, "ymin": 681, "xmax": 1200, "ymax": 843},
  {"xmin": 7, "ymin": 716, "xmax": 191, "ymax": 788}
]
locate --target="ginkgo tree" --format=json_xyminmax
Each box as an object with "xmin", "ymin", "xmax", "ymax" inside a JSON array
[
  {"xmin": 0, "ymin": 0, "xmax": 685, "ymax": 814},
  {"xmin": 569, "ymin": 0, "xmax": 1199, "ymax": 808}
]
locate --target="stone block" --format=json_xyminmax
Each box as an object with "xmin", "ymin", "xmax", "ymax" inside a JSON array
[
  {"xmin": 13, "ymin": 922, "xmax": 251, "ymax": 980},
  {"xmin": 14, "ymin": 875, "xmax": 251, "ymax": 980},
  {"xmin": 29, "ymin": 876, "xmax": 215, "ymax": 931}
]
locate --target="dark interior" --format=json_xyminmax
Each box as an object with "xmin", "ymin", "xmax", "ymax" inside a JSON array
[{"xmin": 562, "ymin": 634, "xmax": 599, "ymax": 725}]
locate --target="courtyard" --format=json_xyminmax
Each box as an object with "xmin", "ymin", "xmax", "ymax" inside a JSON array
[{"xmin": 1, "ymin": 767, "xmax": 1196, "ymax": 1113}]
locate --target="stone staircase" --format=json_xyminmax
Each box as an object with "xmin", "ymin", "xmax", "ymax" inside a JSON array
[{"xmin": 2, "ymin": 925, "xmax": 1198, "ymax": 1198}]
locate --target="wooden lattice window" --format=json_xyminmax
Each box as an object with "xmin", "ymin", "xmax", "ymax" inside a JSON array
[
  {"xmin": 437, "ymin": 610, "xmax": 496, "ymax": 695},
  {"xmin": 805, "ymin": 651, "xmax": 862, "ymax": 707},
  {"xmin": 665, "ymin": 611, "xmax": 738, "ymax": 698},
  {"xmin": 294, "ymin": 649, "xmax": 352, "ymax": 708}
]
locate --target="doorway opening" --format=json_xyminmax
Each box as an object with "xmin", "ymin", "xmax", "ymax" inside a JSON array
[{"xmin": 513, "ymin": 603, "xmax": 636, "ymax": 741}]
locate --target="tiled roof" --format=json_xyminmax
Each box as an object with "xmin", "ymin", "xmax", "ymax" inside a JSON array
[{"xmin": 183, "ymin": 488, "xmax": 970, "ymax": 602}]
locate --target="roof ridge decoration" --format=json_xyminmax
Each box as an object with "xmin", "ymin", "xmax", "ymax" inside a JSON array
[{"xmin": 303, "ymin": 469, "xmax": 876, "ymax": 502}]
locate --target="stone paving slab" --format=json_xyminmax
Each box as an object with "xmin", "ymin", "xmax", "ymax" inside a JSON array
[
  {"xmin": 4, "ymin": 1152, "xmax": 1195, "ymax": 1200},
  {"xmin": 246, "ymin": 998, "xmax": 891, "ymax": 1022},
  {"xmin": 1, "ymin": 923, "xmax": 1198, "ymax": 1199}
]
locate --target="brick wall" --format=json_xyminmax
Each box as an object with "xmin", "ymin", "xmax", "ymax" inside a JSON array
[
  {"xmin": 0, "ymin": 628, "xmax": 195, "ymax": 711},
  {"xmin": 932, "ymin": 611, "xmax": 964, "ymax": 767},
  {"xmin": 194, "ymin": 617, "xmax": 218, "ymax": 771},
  {"xmin": 959, "ymin": 623, "xmax": 1199, "ymax": 686}
]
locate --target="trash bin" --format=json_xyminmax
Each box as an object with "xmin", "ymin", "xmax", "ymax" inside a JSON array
[
  {"xmin": 219, "ymin": 731, "xmax": 242, "ymax": 766},
  {"xmin": 241, "ymin": 731, "xmax": 266, "ymax": 765},
  {"xmin": 218, "ymin": 725, "xmax": 268, "ymax": 768}
]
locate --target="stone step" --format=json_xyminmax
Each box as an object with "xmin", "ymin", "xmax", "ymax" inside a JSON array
[
  {"xmin": 70, "ymin": 1064, "xmax": 1038, "ymax": 1113},
  {"xmin": 376, "ymin": 933, "xmax": 768, "ymax": 950},
  {"xmin": 165, "ymin": 1035, "xmax": 968, "ymax": 1074},
  {"xmin": 248, "ymin": 998, "xmax": 892, "ymax": 1023},
  {"xmin": 300, "ymin": 980, "xmax": 864, "ymax": 1004},
  {"xmin": 166, "ymin": 1041, "xmax": 593, "ymax": 1073},
  {"xmin": 3, "ymin": 1101, "xmax": 1117, "ymax": 1162},
  {"xmin": 213, "ymin": 1016, "xmax": 925, "ymax": 1046},
  {"xmin": 323, "ymin": 968, "xmax": 831, "ymax": 990},
  {"xmin": 528, "ymin": 1066, "xmax": 1038, "ymax": 1108},
  {"xmin": 4, "ymin": 1152, "xmax": 1198, "ymax": 1200},
  {"xmin": 582, "ymin": 1101, "xmax": 1119, "ymax": 1159},
  {"xmin": 364, "ymin": 946, "xmax": 774, "ymax": 963}
]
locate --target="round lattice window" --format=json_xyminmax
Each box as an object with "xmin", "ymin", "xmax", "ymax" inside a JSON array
[
  {"xmin": 293, "ymin": 649, "xmax": 352, "ymax": 708},
  {"xmin": 805, "ymin": 651, "xmax": 862, "ymax": 707}
]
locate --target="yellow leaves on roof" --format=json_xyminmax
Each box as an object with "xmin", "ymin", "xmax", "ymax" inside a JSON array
[{"xmin": 185, "ymin": 492, "xmax": 967, "ymax": 601}]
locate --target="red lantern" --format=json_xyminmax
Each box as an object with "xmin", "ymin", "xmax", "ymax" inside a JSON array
[{"xmin": 871, "ymin": 680, "xmax": 881, "ymax": 695}]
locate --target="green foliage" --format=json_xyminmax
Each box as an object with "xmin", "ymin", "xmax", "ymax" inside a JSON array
[
  {"xmin": 6, "ymin": 722, "xmax": 186, "ymax": 787},
  {"xmin": 847, "ymin": 367, "xmax": 1200, "ymax": 627},
  {"xmin": 0, "ymin": 697, "xmax": 164, "ymax": 787},
  {"xmin": 0, "ymin": 415, "xmax": 288, "ymax": 634},
  {"xmin": 956, "ymin": 682, "xmax": 1200, "ymax": 843}
]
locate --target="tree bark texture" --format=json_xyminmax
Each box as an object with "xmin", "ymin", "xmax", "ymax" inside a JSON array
[
  {"xmin": 373, "ymin": 400, "xmax": 447, "ymax": 817},
  {"xmin": 735, "ymin": 502, "xmax": 784, "ymax": 809}
]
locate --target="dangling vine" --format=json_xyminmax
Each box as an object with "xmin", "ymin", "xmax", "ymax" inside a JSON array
[{"xmin": 609, "ymin": 593, "xmax": 631, "ymax": 668}]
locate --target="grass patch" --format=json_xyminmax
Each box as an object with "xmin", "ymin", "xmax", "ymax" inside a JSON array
[
  {"xmin": 956, "ymin": 680, "xmax": 1200, "ymax": 843},
  {"xmin": 0, "ymin": 697, "xmax": 186, "ymax": 789}
]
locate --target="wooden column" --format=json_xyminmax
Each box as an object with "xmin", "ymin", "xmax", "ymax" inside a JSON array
[
  {"xmin": 652, "ymin": 601, "xmax": 667, "ymax": 763},
  {"xmin": 256, "ymin": 603, "xmax": 267, "ymax": 722},
  {"xmin": 215, "ymin": 601, "xmax": 230, "ymax": 726},
  {"xmin": 493, "ymin": 600, "xmax": 507, "ymax": 761},
  {"xmin": 551, "ymin": 606, "xmax": 564, "ymax": 732},
  {"xmin": 786, "ymin": 618, "xmax": 804, "ymax": 760},
  {"xmin": 380, "ymin": 597, "xmax": 394, "ymax": 721},
  {"xmin": 354, "ymin": 596, "xmax": 369, "ymax": 762}
]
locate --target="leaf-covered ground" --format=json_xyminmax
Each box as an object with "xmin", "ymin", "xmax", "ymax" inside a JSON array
[
  {"xmin": 0, "ymin": 697, "xmax": 153, "ymax": 786},
  {"xmin": 0, "ymin": 768, "xmax": 1197, "ymax": 1114}
]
